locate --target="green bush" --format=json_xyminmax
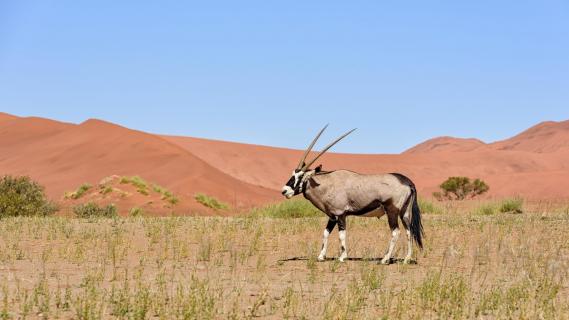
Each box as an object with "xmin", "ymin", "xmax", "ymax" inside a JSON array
[
  {"xmin": 194, "ymin": 193, "xmax": 229, "ymax": 210},
  {"xmin": 249, "ymin": 198, "xmax": 321, "ymax": 218},
  {"xmin": 0, "ymin": 175, "xmax": 57, "ymax": 217},
  {"xmin": 73, "ymin": 202, "xmax": 118, "ymax": 218},
  {"xmin": 499, "ymin": 198, "xmax": 523, "ymax": 214},
  {"xmin": 435, "ymin": 176, "xmax": 489, "ymax": 200}
]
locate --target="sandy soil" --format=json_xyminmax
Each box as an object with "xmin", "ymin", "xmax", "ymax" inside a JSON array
[{"xmin": 0, "ymin": 205, "xmax": 568, "ymax": 319}]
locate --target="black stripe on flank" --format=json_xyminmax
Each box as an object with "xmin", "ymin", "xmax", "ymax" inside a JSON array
[{"xmin": 346, "ymin": 199, "xmax": 385, "ymax": 216}]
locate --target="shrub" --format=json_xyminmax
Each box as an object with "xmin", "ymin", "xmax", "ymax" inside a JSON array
[
  {"xmin": 499, "ymin": 198, "xmax": 523, "ymax": 214},
  {"xmin": 73, "ymin": 202, "xmax": 118, "ymax": 218},
  {"xmin": 434, "ymin": 176, "xmax": 489, "ymax": 200},
  {"xmin": 194, "ymin": 193, "xmax": 229, "ymax": 210},
  {"xmin": 65, "ymin": 183, "xmax": 92, "ymax": 199},
  {"xmin": 249, "ymin": 198, "xmax": 321, "ymax": 218},
  {"xmin": 0, "ymin": 175, "xmax": 57, "ymax": 217}
]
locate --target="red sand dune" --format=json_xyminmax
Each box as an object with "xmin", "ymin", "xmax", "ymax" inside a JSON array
[
  {"xmin": 2, "ymin": 112, "xmax": 569, "ymax": 216},
  {"xmin": 0, "ymin": 114, "xmax": 278, "ymax": 214},
  {"xmin": 163, "ymin": 120, "xmax": 569, "ymax": 201},
  {"xmin": 403, "ymin": 136, "xmax": 487, "ymax": 154}
]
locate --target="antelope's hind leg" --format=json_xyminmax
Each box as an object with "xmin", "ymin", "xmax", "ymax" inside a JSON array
[
  {"xmin": 380, "ymin": 208, "xmax": 400, "ymax": 265},
  {"xmin": 401, "ymin": 219, "xmax": 414, "ymax": 264},
  {"xmin": 338, "ymin": 215, "xmax": 348, "ymax": 262},
  {"xmin": 318, "ymin": 218, "xmax": 337, "ymax": 261}
]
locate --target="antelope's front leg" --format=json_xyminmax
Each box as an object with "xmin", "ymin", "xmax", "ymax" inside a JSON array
[
  {"xmin": 318, "ymin": 218, "xmax": 337, "ymax": 261},
  {"xmin": 338, "ymin": 215, "xmax": 348, "ymax": 262}
]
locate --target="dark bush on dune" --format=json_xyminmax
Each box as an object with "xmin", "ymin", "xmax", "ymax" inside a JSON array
[
  {"xmin": 434, "ymin": 176, "xmax": 489, "ymax": 200},
  {"xmin": 73, "ymin": 202, "xmax": 118, "ymax": 218},
  {"xmin": 0, "ymin": 175, "xmax": 58, "ymax": 218}
]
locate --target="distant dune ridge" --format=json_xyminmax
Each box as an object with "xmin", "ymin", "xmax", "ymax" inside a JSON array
[{"xmin": 2, "ymin": 112, "xmax": 569, "ymax": 214}]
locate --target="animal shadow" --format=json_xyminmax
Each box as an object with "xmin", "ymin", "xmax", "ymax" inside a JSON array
[{"xmin": 277, "ymin": 257, "xmax": 416, "ymax": 265}]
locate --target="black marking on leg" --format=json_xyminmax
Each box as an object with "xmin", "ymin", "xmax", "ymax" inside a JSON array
[
  {"xmin": 338, "ymin": 216, "xmax": 347, "ymax": 231},
  {"xmin": 387, "ymin": 207, "xmax": 399, "ymax": 231},
  {"xmin": 341, "ymin": 246, "xmax": 346, "ymax": 252},
  {"xmin": 325, "ymin": 219, "xmax": 337, "ymax": 233}
]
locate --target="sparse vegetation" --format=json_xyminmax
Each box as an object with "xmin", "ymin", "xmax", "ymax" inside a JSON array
[
  {"xmin": 73, "ymin": 202, "xmax": 118, "ymax": 218},
  {"xmin": 434, "ymin": 176, "xmax": 489, "ymax": 200},
  {"xmin": 65, "ymin": 183, "xmax": 92, "ymax": 199},
  {"xmin": 129, "ymin": 207, "xmax": 144, "ymax": 217},
  {"xmin": 195, "ymin": 193, "xmax": 229, "ymax": 210},
  {"xmin": 117, "ymin": 177, "xmax": 179, "ymax": 205},
  {"xmin": 100, "ymin": 185, "xmax": 113, "ymax": 195},
  {"xmin": 418, "ymin": 198, "xmax": 445, "ymax": 214},
  {"xmin": 474, "ymin": 198, "xmax": 524, "ymax": 215},
  {"xmin": 120, "ymin": 175, "xmax": 149, "ymax": 195},
  {"xmin": 0, "ymin": 202, "xmax": 568, "ymax": 318},
  {"xmin": 499, "ymin": 197, "xmax": 523, "ymax": 214},
  {"xmin": 0, "ymin": 175, "xmax": 57, "ymax": 217},
  {"xmin": 249, "ymin": 198, "xmax": 321, "ymax": 218},
  {"xmin": 474, "ymin": 202, "xmax": 498, "ymax": 215}
]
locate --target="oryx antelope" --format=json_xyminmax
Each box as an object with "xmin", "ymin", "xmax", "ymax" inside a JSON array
[{"xmin": 281, "ymin": 126, "xmax": 424, "ymax": 264}]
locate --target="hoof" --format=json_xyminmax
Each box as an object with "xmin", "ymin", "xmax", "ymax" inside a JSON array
[
  {"xmin": 379, "ymin": 258, "xmax": 391, "ymax": 265},
  {"xmin": 403, "ymin": 258, "xmax": 417, "ymax": 265},
  {"xmin": 317, "ymin": 256, "xmax": 326, "ymax": 262}
]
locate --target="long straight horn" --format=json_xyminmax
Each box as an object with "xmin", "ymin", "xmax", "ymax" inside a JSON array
[
  {"xmin": 303, "ymin": 128, "xmax": 356, "ymax": 170},
  {"xmin": 297, "ymin": 124, "xmax": 328, "ymax": 170}
]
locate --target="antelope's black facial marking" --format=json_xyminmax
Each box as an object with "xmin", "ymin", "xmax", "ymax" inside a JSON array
[{"xmin": 281, "ymin": 169, "xmax": 306, "ymax": 198}]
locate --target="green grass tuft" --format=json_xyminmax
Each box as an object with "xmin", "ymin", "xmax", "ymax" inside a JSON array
[
  {"xmin": 419, "ymin": 198, "xmax": 445, "ymax": 214},
  {"xmin": 499, "ymin": 197, "xmax": 523, "ymax": 214},
  {"xmin": 249, "ymin": 198, "xmax": 321, "ymax": 218},
  {"xmin": 65, "ymin": 183, "xmax": 92, "ymax": 200},
  {"xmin": 100, "ymin": 185, "xmax": 113, "ymax": 195},
  {"xmin": 129, "ymin": 207, "xmax": 145, "ymax": 217},
  {"xmin": 194, "ymin": 193, "xmax": 229, "ymax": 210},
  {"xmin": 474, "ymin": 203, "xmax": 498, "ymax": 216}
]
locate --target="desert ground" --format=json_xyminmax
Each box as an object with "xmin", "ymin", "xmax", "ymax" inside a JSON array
[
  {"xmin": 2, "ymin": 113, "xmax": 569, "ymax": 319},
  {"xmin": 1, "ymin": 200, "xmax": 568, "ymax": 319}
]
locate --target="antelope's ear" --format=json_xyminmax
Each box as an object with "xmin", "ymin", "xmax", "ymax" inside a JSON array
[{"xmin": 315, "ymin": 164, "xmax": 322, "ymax": 173}]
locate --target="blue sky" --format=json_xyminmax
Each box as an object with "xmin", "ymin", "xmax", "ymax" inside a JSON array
[{"xmin": 1, "ymin": 1, "xmax": 568, "ymax": 153}]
